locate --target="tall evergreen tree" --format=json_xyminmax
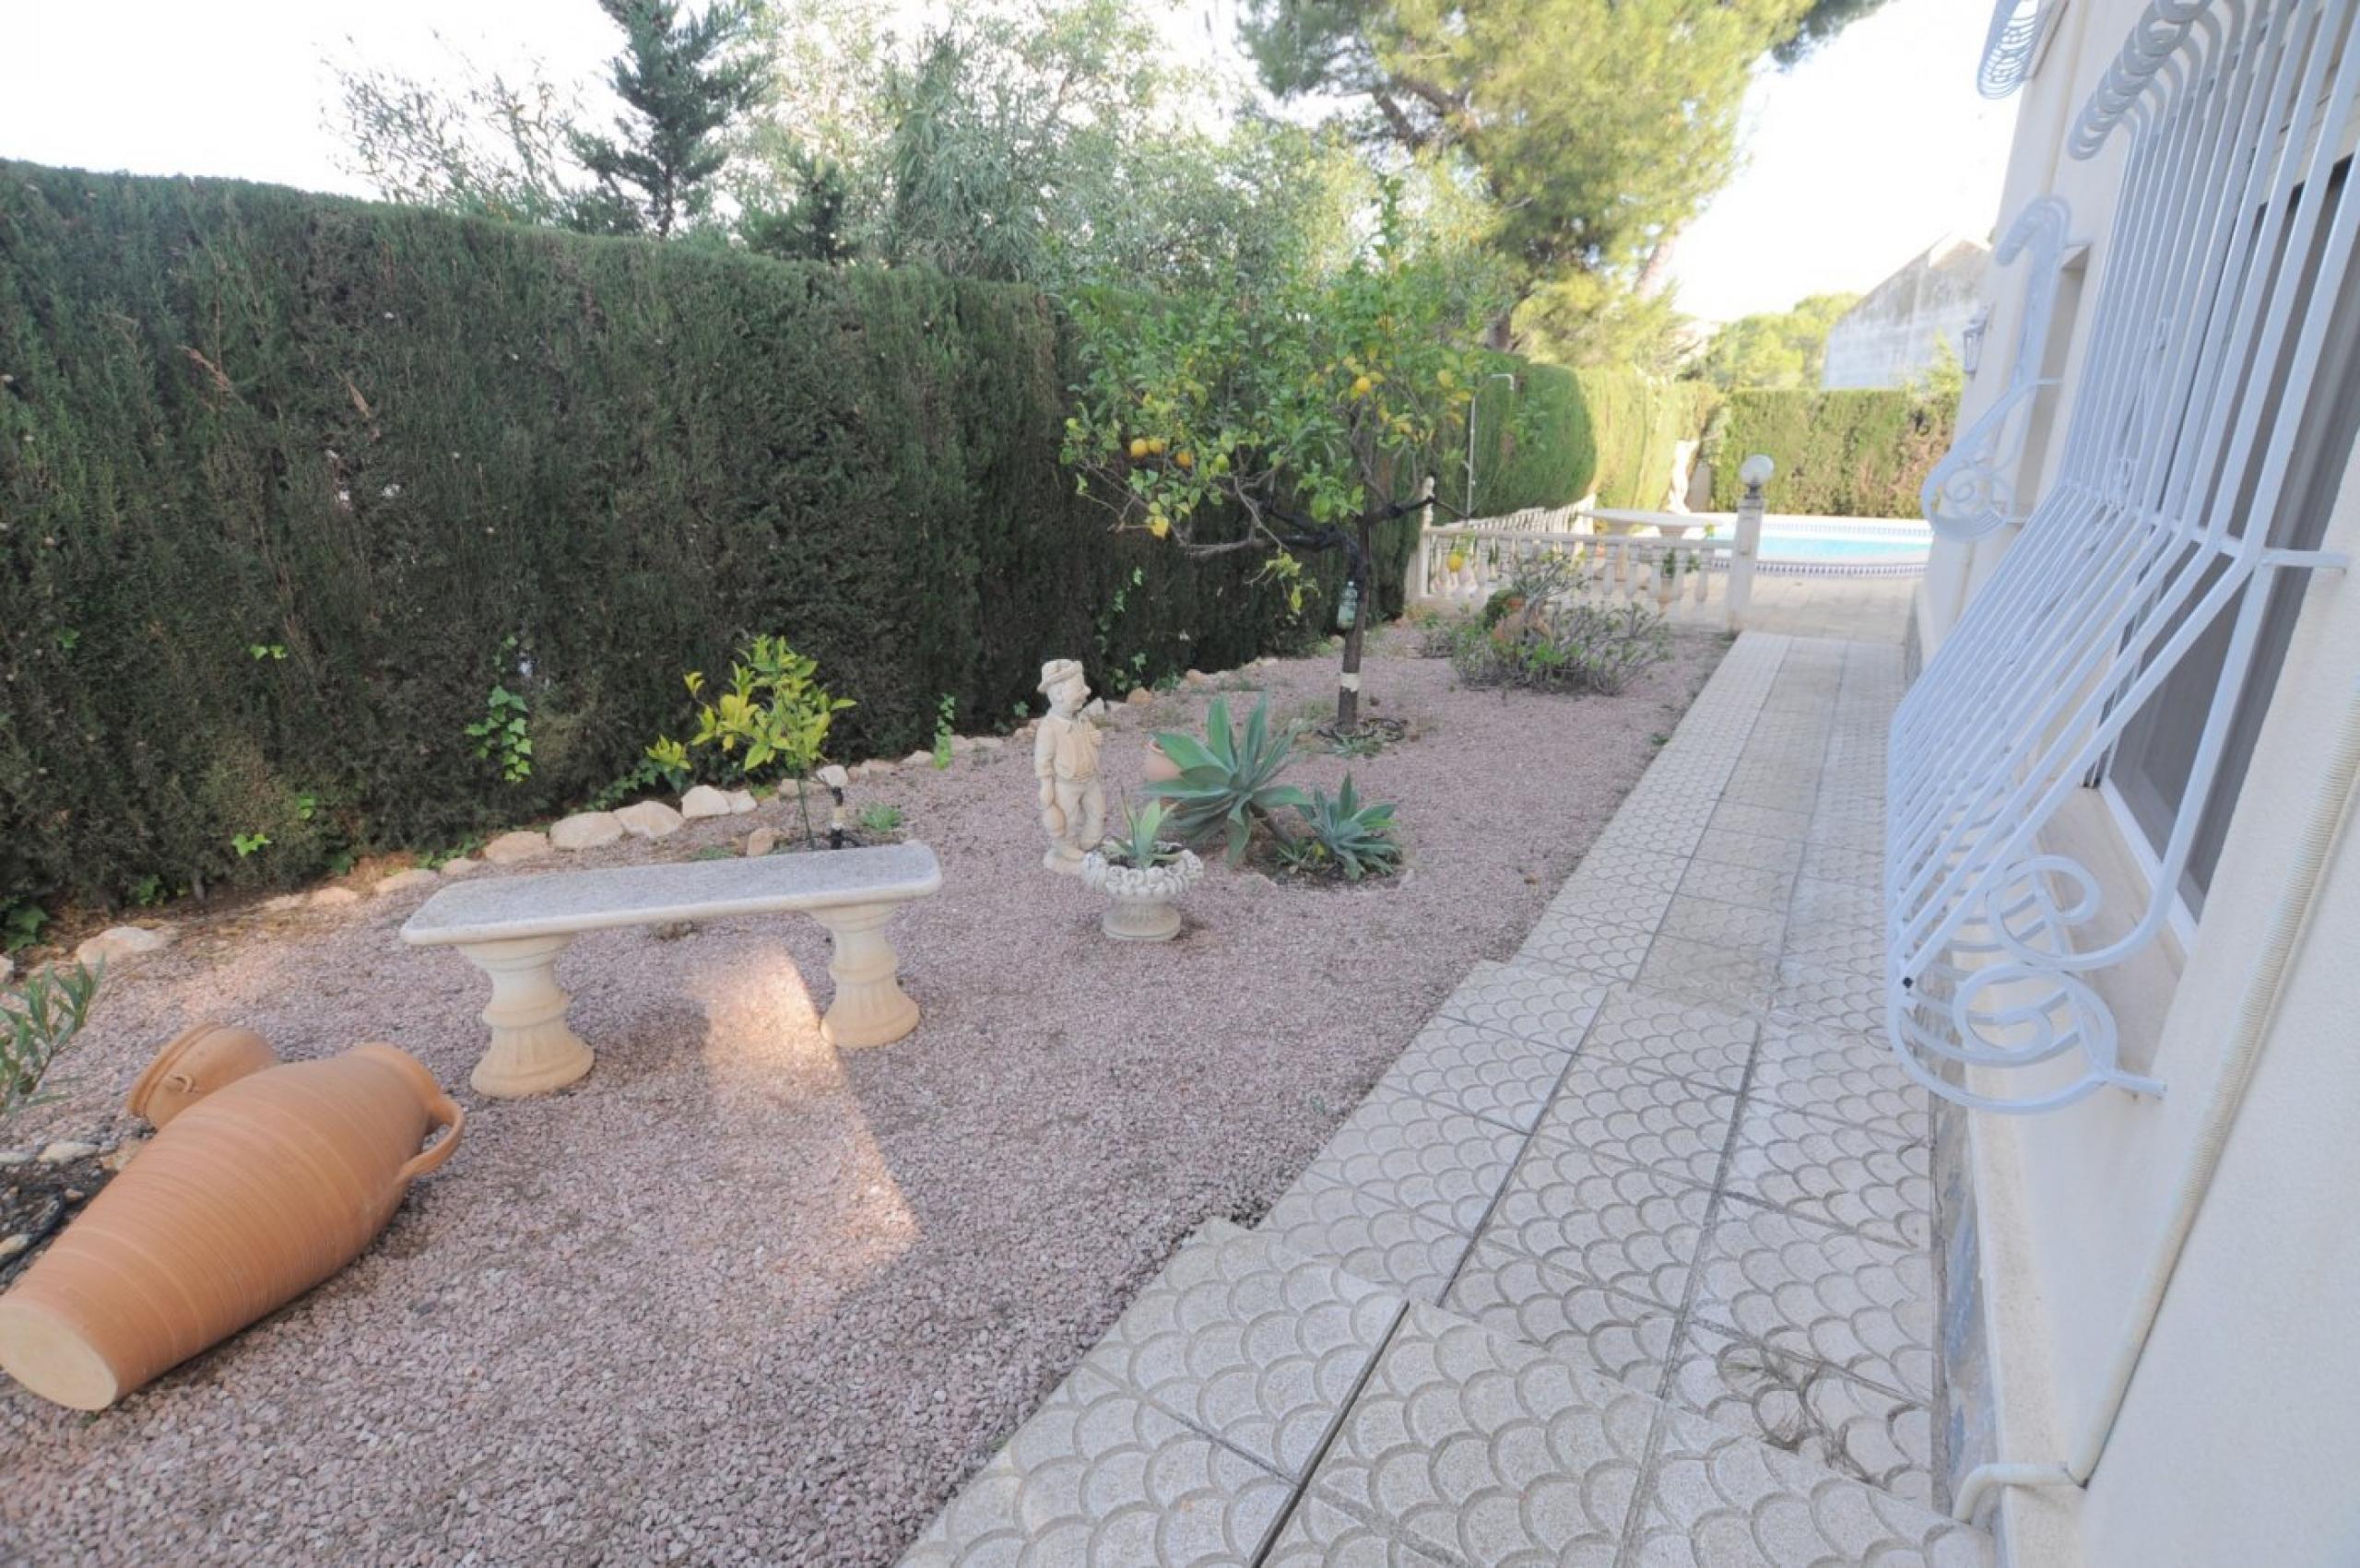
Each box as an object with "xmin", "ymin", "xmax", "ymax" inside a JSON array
[
  {"xmin": 1241, "ymin": 0, "xmax": 1891, "ymax": 348},
  {"xmin": 571, "ymin": 0, "xmax": 767, "ymax": 237}
]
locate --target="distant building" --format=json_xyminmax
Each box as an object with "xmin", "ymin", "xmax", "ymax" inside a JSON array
[{"xmin": 1820, "ymin": 235, "xmax": 1991, "ymax": 389}]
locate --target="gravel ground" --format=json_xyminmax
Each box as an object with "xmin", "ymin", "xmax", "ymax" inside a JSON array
[{"xmin": 0, "ymin": 625, "xmax": 1722, "ymax": 1566}]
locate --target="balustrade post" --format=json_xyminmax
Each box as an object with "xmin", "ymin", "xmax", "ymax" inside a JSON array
[
  {"xmin": 1406, "ymin": 474, "xmax": 1437, "ymax": 608},
  {"xmin": 1729, "ymin": 454, "xmax": 1773, "ymax": 632}
]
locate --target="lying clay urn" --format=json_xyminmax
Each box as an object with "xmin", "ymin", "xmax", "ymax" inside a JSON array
[
  {"xmin": 1141, "ymin": 738, "xmax": 1183, "ymax": 784},
  {"xmin": 0, "ymin": 1036, "xmax": 463, "ymax": 1410},
  {"xmin": 124, "ymin": 1021, "xmax": 277, "ymax": 1128}
]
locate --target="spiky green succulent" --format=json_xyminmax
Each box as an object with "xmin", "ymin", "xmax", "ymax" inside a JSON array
[
  {"xmin": 1104, "ymin": 799, "xmax": 1185, "ymax": 869},
  {"xmin": 1281, "ymin": 772, "xmax": 1402, "ymax": 881},
  {"xmin": 1143, "ymin": 695, "xmax": 1309, "ymax": 866}
]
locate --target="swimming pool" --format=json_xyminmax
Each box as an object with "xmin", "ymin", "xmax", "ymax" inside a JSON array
[{"xmin": 1699, "ymin": 517, "xmax": 1931, "ymax": 573}]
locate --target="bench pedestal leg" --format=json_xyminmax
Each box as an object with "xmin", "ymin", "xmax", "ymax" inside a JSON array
[
  {"xmin": 810, "ymin": 903, "xmax": 919, "ymax": 1048},
  {"xmin": 456, "ymin": 934, "xmax": 594, "ymax": 1097}
]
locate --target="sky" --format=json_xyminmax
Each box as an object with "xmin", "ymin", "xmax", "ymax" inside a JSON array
[{"xmin": 1, "ymin": 0, "xmax": 2013, "ymax": 329}]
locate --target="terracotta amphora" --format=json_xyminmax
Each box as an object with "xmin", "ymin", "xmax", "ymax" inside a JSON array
[
  {"xmin": 0, "ymin": 1039, "xmax": 463, "ymax": 1410},
  {"xmin": 124, "ymin": 1021, "xmax": 277, "ymax": 1128}
]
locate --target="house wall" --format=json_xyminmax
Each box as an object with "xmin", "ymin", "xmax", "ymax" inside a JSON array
[
  {"xmin": 1918, "ymin": 2, "xmax": 2360, "ymax": 1564},
  {"xmin": 1822, "ymin": 239, "xmax": 1992, "ymax": 390}
]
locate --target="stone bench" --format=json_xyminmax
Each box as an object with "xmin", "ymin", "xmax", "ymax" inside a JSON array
[{"xmin": 401, "ymin": 843, "xmax": 942, "ymax": 1098}]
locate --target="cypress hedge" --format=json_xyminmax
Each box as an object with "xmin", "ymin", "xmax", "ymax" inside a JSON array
[
  {"xmin": 1459, "ymin": 355, "xmax": 1596, "ymax": 518},
  {"xmin": 1704, "ymin": 388, "xmax": 1954, "ymax": 517},
  {"xmin": 0, "ymin": 163, "xmax": 1582, "ymax": 912},
  {"xmin": 1573, "ymin": 369, "xmax": 1719, "ymax": 510}
]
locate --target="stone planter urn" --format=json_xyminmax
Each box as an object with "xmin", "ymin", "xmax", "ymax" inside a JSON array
[{"xmin": 1080, "ymin": 848, "xmax": 1204, "ymax": 942}]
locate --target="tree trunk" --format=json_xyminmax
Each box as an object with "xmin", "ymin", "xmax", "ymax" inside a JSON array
[{"xmin": 1334, "ymin": 517, "xmax": 1374, "ymax": 730}]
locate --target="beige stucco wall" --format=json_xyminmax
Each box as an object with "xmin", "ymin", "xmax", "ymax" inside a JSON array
[{"xmin": 1918, "ymin": 1, "xmax": 2360, "ymax": 1563}]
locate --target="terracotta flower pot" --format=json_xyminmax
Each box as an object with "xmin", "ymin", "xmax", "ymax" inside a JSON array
[
  {"xmin": 1140, "ymin": 737, "xmax": 1183, "ymax": 784},
  {"xmin": 0, "ymin": 1040, "xmax": 463, "ymax": 1410},
  {"xmin": 124, "ymin": 1021, "xmax": 277, "ymax": 1128}
]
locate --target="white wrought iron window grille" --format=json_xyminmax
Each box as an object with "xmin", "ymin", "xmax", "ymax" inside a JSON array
[
  {"xmin": 1889, "ymin": 0, "xmax": 2355, "ymax": 1114},
  {"xmin": 1980, "ymin": 0, "xmax": 2071, "ymax": 97},
  {"xmin": 1921, "ymin": 196, "xmax": 2084, "ymax": 542}
]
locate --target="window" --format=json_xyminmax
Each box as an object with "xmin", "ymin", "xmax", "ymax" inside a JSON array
[{"xmin": 2103, "ymin": 161, "xmax": 2358, "ymax": 913}]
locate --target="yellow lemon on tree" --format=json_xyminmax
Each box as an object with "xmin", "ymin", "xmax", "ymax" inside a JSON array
[
  {"xmin": 1446, "ymin": 550, "xmax": 1467, "ymax": 572},
  {"xmin": 1146, "ymin": 437, "xmax": 1167, "ymax": 455},
  {"xmin": 1174, "ymin": 449, "xmax": 1195, "ymax": 470},
  {"xmin": 1128, "ymin": 437, "xmax": 1149, "ymax": 460},
  {"xmin": 1351, "ymin": 374, "xmax": 1374, "ymax": 398}
]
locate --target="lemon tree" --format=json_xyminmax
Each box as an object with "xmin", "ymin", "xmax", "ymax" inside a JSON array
[{"xmin": 1061, "ymin": 189, "xmax": 1496, "ymax": 729}]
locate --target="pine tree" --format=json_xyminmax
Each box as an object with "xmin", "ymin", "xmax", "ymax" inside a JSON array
[{"xmin": 571, "ymin": 0, "xmax": 766, "ymax": 238}]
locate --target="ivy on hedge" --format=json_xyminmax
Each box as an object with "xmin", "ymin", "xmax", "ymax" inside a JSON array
[
  {"xmin": 1703, "ymin": 387, "xmax": 1954, "ymax": 517},
  {"xmin": 0, "ymin": 162, "xmax": 1583, "ymax": 911}
]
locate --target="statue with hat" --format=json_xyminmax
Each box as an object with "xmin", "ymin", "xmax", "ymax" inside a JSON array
[{"xmin": 1034, "ymin": 658, "xmax": 1105, "ymax": 874}]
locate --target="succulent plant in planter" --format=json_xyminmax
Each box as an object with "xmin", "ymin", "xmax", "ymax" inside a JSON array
[{"xmin": 1080, "ymin": 801, "xmax": 1204, "ymax": 942}]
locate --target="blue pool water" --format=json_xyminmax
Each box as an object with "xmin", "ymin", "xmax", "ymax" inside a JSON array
[{"xmin": 1760, "ymin": 531, "xmax": 1931, "ymax": 564}]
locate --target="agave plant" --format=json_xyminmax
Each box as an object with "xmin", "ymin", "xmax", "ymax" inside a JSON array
[
  {"xmin": 1144, "ymin": 695, "xmax": 1309, "ymax": 866},
  {"xmin": 1103, "ymin": 799, "xmax": 1185, "ymax": 870},
  {"xmin": 1280, "ymin": 773, "xmax": 1403, "ymax": 881}
]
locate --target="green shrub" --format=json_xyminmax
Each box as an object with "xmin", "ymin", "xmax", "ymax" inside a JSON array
[
  {"xmin": 1446, "ymin": 563, "xmax": 1672, "ymax": 695},
  {"xmin": 1704, "ymin": 388, "xmax": 1953, "ymax": 517},
  {"xmin": 1573, "ymin": 369, "xmax": 1719, "ymax": 510},
  {"xmin": 1457, "ymin": 355, "xmax": 1596, "ymax": 517},
  {"xmin": 1143, "ymin": 696, "xmax": 1309, "ymax": 866},
  {"xmin": 1277, "ymin": 774, "xmax": 1402, "ymax": 881},
  {"xmin": 3, "ymin": 963, "xmax": 98, "ymax": 1122},
  {"xmin": 2, "ymin": 160, "xmax": 1559, "ymax": 911}
]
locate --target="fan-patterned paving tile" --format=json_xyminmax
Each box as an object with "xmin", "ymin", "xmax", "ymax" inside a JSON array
[
  {"xmin": 1082, "ymin": 1222, "xmax": 1403, "ymax": 1480},
  {"xmin": 1789, "ymin": 876, "xmax": 1884, "ymax": 931},
  {"xmin": 1636, "ymin": 934, "xmax": 1777, "ymax": 1014},
  {"xmin": 1534, "ymin": 1055, "xmax": 1740, "ymax": 1186},
  {"xmin": 1438, "ymin": 960, "xmax": 1614, "ymax": 1053},
  {"xmin": 1517, "ymin": 911, "xmax": 1658, "ymax": 984},
  {"xmin": 1677, "ymin": 856, "xmax": 1796, "ymax": 914},
  {"xmin": 1565, "ymin": 852, "xmax": 1691, "ymax": 896},
  {"xmin": 1591, "ymin": 815, "xmax": 1709, "ymax": 858},
  {"xmin": 1658, "ymin": 895, "xmax": 1786, "ymax": 955},
  {"xmin": 1800, "ymin": 842, "xmax": 1885, "ymax": 891},
  {"xmin": 1780, "ymin": 914, "xmax": 1886, "ymax": 982},
  {"xmin": 1381, "ymin": 1017, "xmax": 1579, "ymax": 1134},
  {"xmin": 1804, "ymin": 812, "xmax": 1887, "ymax": 853},
  {"xmin": 1258, "ymin": 1169, "xmax": 1476, "ymax": 1306},
  {"xmin": 1441, "ymin": 1238, "xmax": 1680, "ymax": 1392},
  {"xmin": 1480, "ymin": 1138, "xmax": 1712, "ymax": 1307},
  {"xmin": 1689, "ymin": 1202, "xmax": 1937, "ymax": 1403},
  {"xmin": 1292, "ymin": 1082, "xmax": 1531, "ymax": 1235},
  {"xmin": 1749, "ymin": 1027, "xmax": 1929, "ymax": 1146},
  {"xmin": 1548, "ymin": 878, "xmax": 1678, "ymax": 931},
  {"xmin": 1719, "ymin": 775, "xmax": 1821, "ymax": 814},
  {"xmin": 1664, "ymin": 1322, "xmax": 1934, "ymax": 1510},
  {"xmin": 1575, "ymin": 986, "xmax": 1758, "ymax": 1091},
  {"xmin": 1692, "ymin": 827, "xmax": 1808, "ymax": 877},
  {"xmin": 1307, "ymin": 1301, "xmax": 1656, "ymax": 1568},
  {"xmin": 1768, "ymin": 958, "xmax": 1885, "ymax": 1037},
  {"xmin": 1726, "ymin": 1098, "xmax": 1932, "ymax": 1251},
  {"xmin": 1708, "ymin": 802, "xmax": 1814, "ymax": 842},
  {"xmin": 898, "ymin": 1364, "xmax": 1292, "ymax": 1567},
  {"xmin": 1261, "ymin": 1492, "xmax": 1457, "ymax": 1567},
  {"xmin": 1631, "ymin": 1402, "xmax": 1988, "ymax": 1567}
]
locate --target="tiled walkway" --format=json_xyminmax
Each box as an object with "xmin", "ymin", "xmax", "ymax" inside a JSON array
[{"xmin": 902, "ymin": 635, "xmax": 1983, "ymax": 1567}]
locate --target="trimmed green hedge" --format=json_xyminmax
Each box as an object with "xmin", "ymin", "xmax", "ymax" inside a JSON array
[
  {"xmin": 1460, "ymin": 355, "xmax": 1596, "ymax": 517},
  {"xmin": 0, "ymin": 163, "xmax": 1581, "ymax": 912},
  {"xmin": 1574, "ymin": 369, "xmax": 1719, "ymax": 510},
  {"xmin": 1704, "ymin": 388, "xmax": 1953, "ymax": 517}
]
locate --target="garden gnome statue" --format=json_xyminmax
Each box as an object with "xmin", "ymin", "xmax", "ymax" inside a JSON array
[{"xmin": 1035, "ymin": 659, "xmax": 1106, "ymax": 874}]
